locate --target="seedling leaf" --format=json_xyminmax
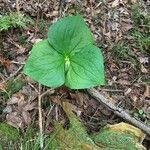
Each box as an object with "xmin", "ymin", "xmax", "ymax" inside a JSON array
[
  {"xmin": 24, "ymin": 40, "xmax": 65, "ymax": 87},
  {"xmin": 65, "ymin": 45, "xmax": 105, "ymax": 89},
  {"xmin": 48, "ymin": 15, "xmax": 94, "ymax": 55},
  {"xmin": 24, "ymin": 15, "xmax": 105, "ymax": 89}
]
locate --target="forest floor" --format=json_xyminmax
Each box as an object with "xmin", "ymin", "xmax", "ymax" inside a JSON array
[{"xmin": 0, "ymin": 0, "xmax": 150, "ymax": 149}]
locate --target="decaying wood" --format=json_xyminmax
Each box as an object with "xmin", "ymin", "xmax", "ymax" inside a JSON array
[{"xmin": 87, "ymin": 88, "xmax": 150, "ymax": 136}]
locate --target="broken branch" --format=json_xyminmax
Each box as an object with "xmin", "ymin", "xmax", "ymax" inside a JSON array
[{"xmin": 87, "ymin": 88, "xmax": 150, "ymax": 136}]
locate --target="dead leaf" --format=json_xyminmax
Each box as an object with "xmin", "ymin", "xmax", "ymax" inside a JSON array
[
  {"xmin": 130, "ymin": 0, "xmax": 137, "ymax": 4},
  {"xmin": 0, "ymin": 57, "xmax": 11, "ymax": 71},
  {"xmin": 144, "ymin": 86, "xmax": 150, "ymax": 98},
  {"xmin": 124, "ymin": 88, "xmax": 132, "ymax": 95},
  {"xmin": 141, "ymin": 64, "xmax": 148, "ymax": 73},
  {"xmin": 6, "ymin": 112, "xmax": 24, "ymax": 129},
  {"xmin": 93, "ymin": 122, "xmax": 146, "ymax": 150},
  {"xmin": 106, "ymin": 122, "xmax": 145, "ymax": 142},
  {"xmin": 139, "ymin": 57, "xmax": 149, "ymax": 64},
  {"xmin": 82, "ymin": 144, "xmax": 101, "ymax": 150},
  {"xmin": 112, "ymin": 0, "xmax": 119, "ymax": 7},
  {"xmin": 22, "ymin": 111, "xmax": 31, "ymax": 125},
  {"xmin": 5, "ymin": 91, "xmax": 36, "ymax": 129},
  {"xmin": 117, "ymin": 79, "xmax": 131, "ymax": 85},
  {"xmin": 3, "ymin": 105, "xmax": 12, "ymax": 113},
  {"xmin": 0, "ymin": 83, "xmax": 7, "ymax": 92},
  {"xmin": 67, "ymin": 0, "xmax": 76, "ymax": 3},
  {"xmin": 121, "ymin": 22, "xmax": 133, "ymax": 32},
  {"xmin": 23, "ymin": 102, "xmax": 37, "ymax": 111},
  {"xmin": 75, "ymin": 92, "xmax": 89, "ymax": 107},
  {"xmin": 64, "ymin": 101, "xmax": 82, "ymax": 117},
  {"xmin": 7, "ymin": 93, "xmax": 24, "ymax": 105}
]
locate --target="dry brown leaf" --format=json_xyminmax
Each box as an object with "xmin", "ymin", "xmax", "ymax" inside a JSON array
[
  {"xmin": 100, "ymin": 105, "xmax": 112, "ymax": 116},
  {"xmin": 141, "ymin": 64, "xmax": 148, "ymax": 73},
  {"xmin": 117, "ymin": 79, "xmax": 131, "ymax": 85},
  {"xmin": 0, "ymin": 57, "xmax": 11, "ymax": 71},
  {"xmin": 144, "ymin": 86, "xmax": 150, "ymax": 98},
  {"xmin": 22, "ymin": 111, "xmax": 31, "ymax": 125},
  {"xmin": 0, "ymin": 83, "xmax": 6, "ymax": 91},
  {"xmin": 3, "ymin": 105, "xmax": 12, "ymax": 113},
  {"xmin": 7, "ymin": 93, "xmax": 24, "ymax": 105},
  {"xmin": 63, "ymin": 101, "xmax": 82, "ymax": 117},
  {"xmin": 82, "ymin": 144, "xmax": 101, "ymax": 150},
  {"xmin": 75, "ymin": 92, "xmax": 89, "ymax": 107},
  {"xmin": 112, "ymin": 0, "xmax": 119, "ymax": 7},
  {"xmin": 67, "ymin": 0, "xmax": 76, "ymax": 3},
  {"xmin": 139, "ymin": 57, "xmax": 149, "ymax": 64},
  {"xmin": 6, "ymin": 112, "xmax": 24, "ymax": 129},
  {"xmin": 121, "ymin": 22, "xmax": 133, "ymax": 32},
  {"xmin": 124, "ymin": 88, "xmax": 132, "ymax": 95},
  {"xmin": 23, "ymin": 102, "xmax": 37, "ymax": 111},
  {"xmin": 130, "ymin": 0, "xmax": 137, "ymax": 4}
]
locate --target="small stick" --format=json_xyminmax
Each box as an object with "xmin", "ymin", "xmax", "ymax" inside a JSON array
[
  {"xmin": 87, "ymin": 88, "xmax": 150, "ymax": 136},
  {"xmin": 38, "ymin": 84, "xmax": 43, "ymax": 149},
  {"xmin": 16, "ymin": 0, "xmax": 20, "ymax": 15},
  {"xmin": 34, "ymin": 0, "xmax": 40, "ymax": 36},
  {"xmin": 2, "ymin": 65, "xmax": 23, "ymax": 84},
  {"xmin": 11, "ymin": 61, "xmax": 25, "ymax": 65},
  {"xmin": 40, "ymin": 88, "xmax": 55, "ymax": 98}
]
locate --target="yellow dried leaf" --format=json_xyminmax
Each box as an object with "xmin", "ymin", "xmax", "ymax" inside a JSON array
[
  {"xmin": 82, "ymin": 144, "xmax": 102, "ymax": 150},
  {"xmin": 106, "ymin": 122, "xmax": 145, "ymax": 142}
]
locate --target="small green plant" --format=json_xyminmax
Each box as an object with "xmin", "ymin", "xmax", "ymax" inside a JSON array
[
  {"xmin": 130, "ymin": 4, "xmax": 150, "ymax": 53},
  {"xmin": 131, "ymin": 5, "xmax": 150, "ymax": 34},
  {"xmin": 0, "ymin": 13, "xmax": 33, "ymax": 31},
  {"xmin": 131, "ymin": 31, "xmax": 150, "ymax": 52},
  {"xmin": 133, "ymin": 109, "xmax": 147, "ymax": 121},
  {"xmin": 24, "ymin": 15, "xmax": 105, "ymax": 89},
  {"xmin": 113, "ymin": 41, "xmax": 137, "ymax": 65}
]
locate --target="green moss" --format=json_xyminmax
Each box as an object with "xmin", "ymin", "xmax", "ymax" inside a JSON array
[
  {"xmin": 0, "ymin": 123, "xmax": 19, "ymax": 141},
  {"xmin": 48, "ymin": 115, "xmax": 95, "ymax": 150},
  {"xmin": 0, "ymin": 13, "xmax": 33, "ymax": 31},
  {"xmin": 130, "ymin": 3, "xmax": 150, "ymax": 53},
  {"xmin": 112, "ymin": 41, "xmax": 138, "ymax": 65},
  {"xmin": 0, "ymin": 123, "xmax": 20, "ymax": 149},
  {"xmin": 93, "ymin": 129, "xmax": 145, "ymax": 150}
]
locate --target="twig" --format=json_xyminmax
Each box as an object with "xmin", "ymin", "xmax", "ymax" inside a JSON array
[
  {"xmin": 38, "ymin": 84, "xmax": 43, "ymax": 149},
  {"xmin": 59, "ymin": 0, "xmax": 65, "ymax": 17},
  {"xmin": 0, "ymin": 73, "xmax": 5, "ymax": 82},
  {"xmin": 34, "ymin": 0, "xmax": 40, "ymax": 36},
  {"xmin": 40, "ymin": 88, "xmax": 55, "ymax": 98},
  {"xmin": 2, "ymin": 65, "xmax": 23, "ymax": 84},
  {"xmin": 16, "ymin": 0, "xmax": 20, "ymax": 15},
  {"xmin": 101, "ymin": 89, "xmax": 123, "ymax": 92},
  {"xmin": 95, "ymin": 2, "xmax": 102, "ymax": 9},
  {"xmin": 28, "ymin": 82, "xmax": 38, "ymax": 93},
  {"xmin": 11, "ymin": 61, "xmax": 25, "ymax": 65},
  {"xmin": 87, "ymin": 88, "xmax": 150, "ymax": 136},
  {"xmin": 37, "ymin": 86, "xmax": 55, "ymax": 149},
  {"xmin": 55, "ymin": 105, "xmax": 58, "ymax": 121}
]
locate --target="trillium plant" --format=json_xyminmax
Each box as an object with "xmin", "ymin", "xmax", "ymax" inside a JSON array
[{"xmin": 24, "ymin": 15, "xmax": 105, "ymax": 89}]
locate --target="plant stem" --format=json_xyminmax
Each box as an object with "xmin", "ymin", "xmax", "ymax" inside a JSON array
[{"xmin": 38, "ymin": 84, "xmax": 43, "ymax": 149}]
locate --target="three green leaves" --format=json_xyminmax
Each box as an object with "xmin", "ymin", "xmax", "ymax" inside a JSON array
[{"xmin": 23, "ymin": 15, "xmax": 105, "ymax": 89}]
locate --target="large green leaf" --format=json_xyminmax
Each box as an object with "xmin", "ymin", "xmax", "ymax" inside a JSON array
[
  {"xmin": 48, "ymin": 15, "xmax": 94, "ymax": 55},
  {"xmin": 23, "ymin": 40, "xmax": 65, "ymax": 87},
  {"xmin": 24, "ymin": 15, "xmax": 105, "ymax": 89},
  {"xmin": 65, "ymin": 45, "xmax": 105, "ymax": 89}
]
